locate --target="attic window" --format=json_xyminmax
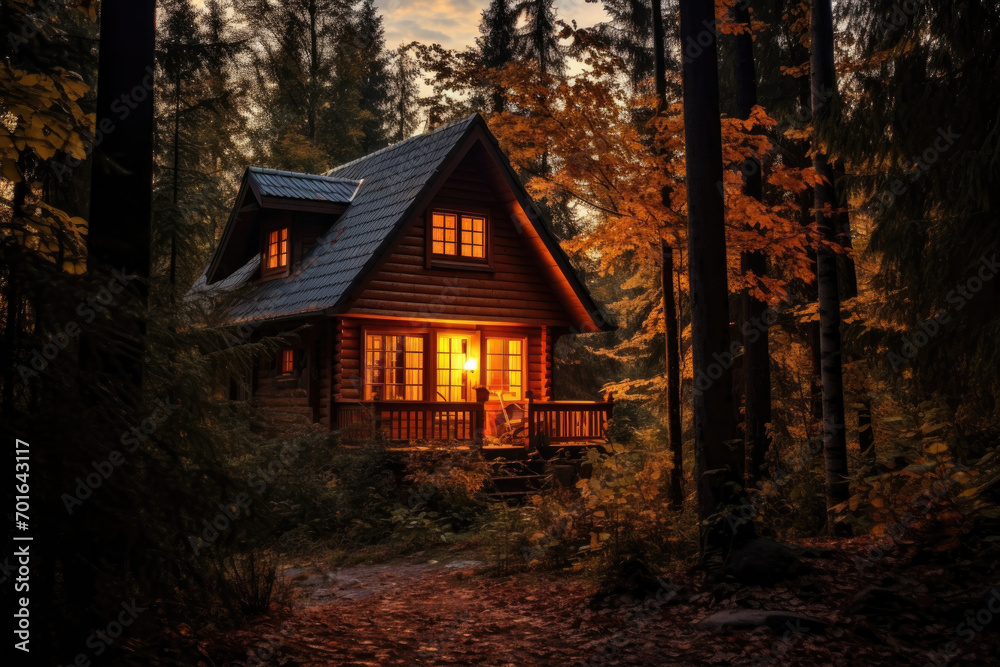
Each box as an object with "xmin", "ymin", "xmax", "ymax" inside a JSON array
[
  {"xmin": 431, "ymin": 211, "xmax": 486, "ymax": 261},
  {"xmin": 264, "ymin": 226, "xmax": 289, "ymax": 275}
]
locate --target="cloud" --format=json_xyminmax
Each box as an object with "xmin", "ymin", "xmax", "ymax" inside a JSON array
[{"xmin": 376, "ymin": 0, "xmax": 608, "ymax": 51}]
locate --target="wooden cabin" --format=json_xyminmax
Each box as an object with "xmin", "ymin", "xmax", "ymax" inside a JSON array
[{"xmin": 193, "ymin": 113, "xmax": 615, "ymax": 451}]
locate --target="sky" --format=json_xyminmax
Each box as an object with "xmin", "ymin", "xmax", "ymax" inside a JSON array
[{"xmin": 375, "ymin": 0, "xmax": 609, "ymax": 52}]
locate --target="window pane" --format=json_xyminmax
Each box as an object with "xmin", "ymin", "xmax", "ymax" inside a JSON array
[
  {"xmin": 366, "ymin": 334, "xmax": 424, "ymax": 400},
  {"xmin": 432, "ymin": 212, "xmax": 487, "ymax": 260},
  {"xmin": 485, "ymin": 338, "xmax": 522, "ymax": 399}
]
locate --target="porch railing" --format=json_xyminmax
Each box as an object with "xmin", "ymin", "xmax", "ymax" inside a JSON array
[
  {"xmin": 526, "ymin": 397, "xmax": 613, "ymax": 445},
  {"xmin": 337, "ymin": 399, "xmax": 487, "ymax": 444},
  {"xmin": 335, "ymin": 389, "xmax": 613, "ymax": 448}
]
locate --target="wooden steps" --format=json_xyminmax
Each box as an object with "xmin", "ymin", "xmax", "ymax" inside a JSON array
[{"xmin": 486, "ymin": 459, "xmax": 549, "ymax": 502}]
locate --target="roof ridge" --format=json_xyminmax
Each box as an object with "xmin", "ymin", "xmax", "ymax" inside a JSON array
[
  {"xmin": 323, "ymin": 113, "xmax": 479, "ymax": 177},
  {"xmin": 248, "ymin": 166, "xmax": 361, "ymax": 184}
]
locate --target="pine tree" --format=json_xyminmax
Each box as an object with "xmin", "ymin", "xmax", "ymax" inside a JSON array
[
  {"xmin": 245, "ymin": 0, "xmax": 345, "ymax": 171},
  {"xmin": 386, "ymin": 43, "xmax": 421, "ymax": 142},
  {"xmin": 477, "ymin": 0, "xmax": 518, "ymax": 113},
  {"xmin": 836, "ymin": 1, "xmax": 1000, "ymax": 419},
  {"xmin": 156, "ymin": 0, "xmax": 246, "ymax": 293},
  {"xmin": 515, "ymin": 0, "xmax": 564, "ymax": 76},
  {"xmin": 352, "ymin": 0, "xmax": 391, "ymax": 154}
]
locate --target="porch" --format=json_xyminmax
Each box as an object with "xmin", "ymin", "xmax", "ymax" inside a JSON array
[{"xmin": 333, "ymin": 389, "xmax": 613, "ymax": 452}]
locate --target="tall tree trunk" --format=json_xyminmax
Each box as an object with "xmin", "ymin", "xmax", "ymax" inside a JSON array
[
  {"xmin": 89, "ymin": 0, "xmax": 154, "ymax": 287},
  {"xmin": 662, "ymin": 242, "xmax": 684, "ymax": 508},
  {"xmin": 810, "ymin": 0, "xmax": 850, "ymax": 533},
  {"xmin": 70, "ymin": 0, "xmax": 155, "ymax": 657},
  {"xmin": 652, "ymin": 0, "xmax": 684, "ymax": 509},
  {"xmin": 734, "ymin": 0, "xmax": 771, "ymax": 483},
  {"xmin": 679, "ymin": 0, "xmax": 742, "ymax": 555},
  {"xmin": 170, "ymin": 66, "xmax": 181, "ymax": 291}
]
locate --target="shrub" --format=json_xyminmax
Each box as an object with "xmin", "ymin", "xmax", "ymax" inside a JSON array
[{"xmin": 214, "ymin": 550, "xmax": 282, "ymax": 620}]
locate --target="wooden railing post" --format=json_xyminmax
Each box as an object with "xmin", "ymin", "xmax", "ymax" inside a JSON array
[
  {"xmin": 474, "ymin": 386, "xmax": 490, "ymax": 446},
  {"xmin": 603, "ymin": 391, "xmax": 614, "ymax": 439},
  {"xmin": 525, "ymin": 389, "xmax": 535, "ymax": 450}
]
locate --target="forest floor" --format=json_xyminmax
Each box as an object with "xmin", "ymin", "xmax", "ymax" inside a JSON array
[{"xmin": 198, "ymin": 538, "xmax": 1000, "ymax": 666}]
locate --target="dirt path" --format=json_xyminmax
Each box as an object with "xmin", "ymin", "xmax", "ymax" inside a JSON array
[
  {"xmin": 270, "ymin": 555, "xmax": 599, "ymax": 665},
  {"xmin": 236, "ymin": 545, "xmax": 997, "ymax": 666}
]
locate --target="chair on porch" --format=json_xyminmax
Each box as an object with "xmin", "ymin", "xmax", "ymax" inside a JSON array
[{"xmin": 492, "ymin": 390, "xmax": 527, "ymax": 446}]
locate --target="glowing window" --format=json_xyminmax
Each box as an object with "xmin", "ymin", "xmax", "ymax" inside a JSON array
[
  {"xmin": 281, "ymin": 348, "xmax": 294, "ymax": 374},
  {"xmin": 486, "ymin": 338, "xmax": 523, "ymax": 400},
  {"xmin": 436, "ymin": 335, "xmax": 473, "ymax": 402},
  {"xmin": 265, "ymin": 227, "xmax": 289, "ymax": 271},
  {"xmin": 432, "ymin": 212, "xmax": 485, "ymax": 259},
  {"xmin": 365, "ymin": 334, "xmax": 424, "ymax": 401}
]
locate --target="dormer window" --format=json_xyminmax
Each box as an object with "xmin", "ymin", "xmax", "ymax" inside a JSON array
[
  {"xmin": 431, "ymin": 211, "xmax": 486, "ymax": 261},
  {"xmin": 263, "ymin": 225, "xmax": 289, "ymax": 277}
]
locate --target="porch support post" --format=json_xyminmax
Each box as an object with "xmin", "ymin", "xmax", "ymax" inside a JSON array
[
  {"xmin": 475, "ymin": 386, "xmax": 490, "ymax": 446},
  {"xmin": 525, "ymin": 389, "xmax": 535, "ymax": 450},
  {"xmin": 603, "ymin": 391, "xmax": 615, "ymax": 441}
]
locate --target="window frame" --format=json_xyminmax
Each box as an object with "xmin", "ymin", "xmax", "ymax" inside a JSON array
[
  {"xmin": 435, "ymin": 331, "xmax": 479, "ymax": 403},
  {"xmin": 362, "ymin": 330, "xmax": 429, "ymax": 402},
  {"xmin": 279, "ymin": 348, "xmax": 295, "ymax": 376},
  {"xmin": 483, "ymin": 336, "xmax": 527, "ymax": 402},
  {"xmin": 425, "ymin": 206, "xmax": 493, "ymax": 270},
  {"xmin": 261, "ymin": 223, "xmax": 291, "ymax": 278}
]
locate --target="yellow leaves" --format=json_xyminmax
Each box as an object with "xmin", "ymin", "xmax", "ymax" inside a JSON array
[
  {"xmin": 926, "ymin": 442, "xmax": 949, "ymax": 455},
  {"xmin": 2, "ymin": 62, "xmax": 94, "ymax": 165},
  {"xmin": 767, "ymin": 166, "xmax": 810, "ymax": 194},
  {"xmin": 779, "ymin": 64, "xmax": 810, "ymax": 79},
  {"xmin": 2, "ymin": 158, "xmax": 22, "ymax": 182}
]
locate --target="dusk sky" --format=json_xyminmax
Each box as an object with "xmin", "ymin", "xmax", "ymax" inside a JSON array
[{"xmin": 376, "ymin": 0, "xmax": 609, "ymax": 51}]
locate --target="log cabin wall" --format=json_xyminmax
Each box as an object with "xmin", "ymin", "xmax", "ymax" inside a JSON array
[
  {"xmin": 316, "ymin": 319, "xmax": 332, "ymax": 425},
  {"xmin": 346, "ymin": 145, "xmax": 575, "ymax": 327}
]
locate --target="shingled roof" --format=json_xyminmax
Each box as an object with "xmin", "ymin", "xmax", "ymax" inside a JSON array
[
  {"xmin": 247, "ymin": 167, "xmax": 361, "ymax": 203},
  {"xmin": 219, "ymin": 114, "xmax": 478, "ymax": 322},
  {"xmin": 198, "ymin": 113, "xmax": 612, "ymax": 331}
]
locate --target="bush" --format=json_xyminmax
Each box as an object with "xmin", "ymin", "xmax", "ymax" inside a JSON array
[
  {"xmin": 214, "ymin": 550, "xmax": 282, "ymax": 619},
  {"xmin": 478, "ymin": 502, "xmax": 534, "ymax": 574},
  {"xmin": 390, "ymin": 444, "xmax": 491, "ymax": 545}
]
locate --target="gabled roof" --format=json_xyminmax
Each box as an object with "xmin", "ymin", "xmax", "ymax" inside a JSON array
[
  {"xmin": 247, "ymin": 167, "xmax": 361, "ymax": 203},
  {"xmin": 204, "ymin": 113, "xmax": 613, "ymax": 332}
]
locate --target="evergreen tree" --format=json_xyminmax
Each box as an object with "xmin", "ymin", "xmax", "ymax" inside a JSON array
[
  {"xmin": 386, "ymin": 43, "xmax": 421, "ymax": 142},
  {"xmin": 477, "ymin": 0, "xmax": 519, "ymax": 112},
  {"xmin": 515, "ymin": 0, "xmax": 565, "ymax": 76},
  {"xmin": 594, "ymin": 0, "xmax": 680, "ymax": 94},
  {"xmin": 244, "ymin": 0, "xmax": 346, "ymax": 171},
  {"xmin": 155, "ymin": 0, "xmax": 247, "ymax": 292},
  {"xmin": 245, "ymin": 0, "xmax": 394, "ymax": 169},
  {"xmin": 348, "ymin": 0, "xmax": 391, "ymax": 154},
  {"xmin": 836, "ymin": 1, "xmax": 1000, "ymax": 421}
]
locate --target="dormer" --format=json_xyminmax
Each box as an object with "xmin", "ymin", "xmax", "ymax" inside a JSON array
[{"xmin": 205, "ymin": 167, "xmax": 362, "ymax": 285}]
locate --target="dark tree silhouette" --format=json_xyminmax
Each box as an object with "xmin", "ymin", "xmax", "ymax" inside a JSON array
[
  {"xmin": 810, "ymin": 0, "xmax": 850, "ymax": 531},
  {"xmin": 733, "ymin": 0, "xmax": 772, "ymax": 483},
  {"xmin": 678, "ymin": 0, "xmax": 742, "ymax": 553}
]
